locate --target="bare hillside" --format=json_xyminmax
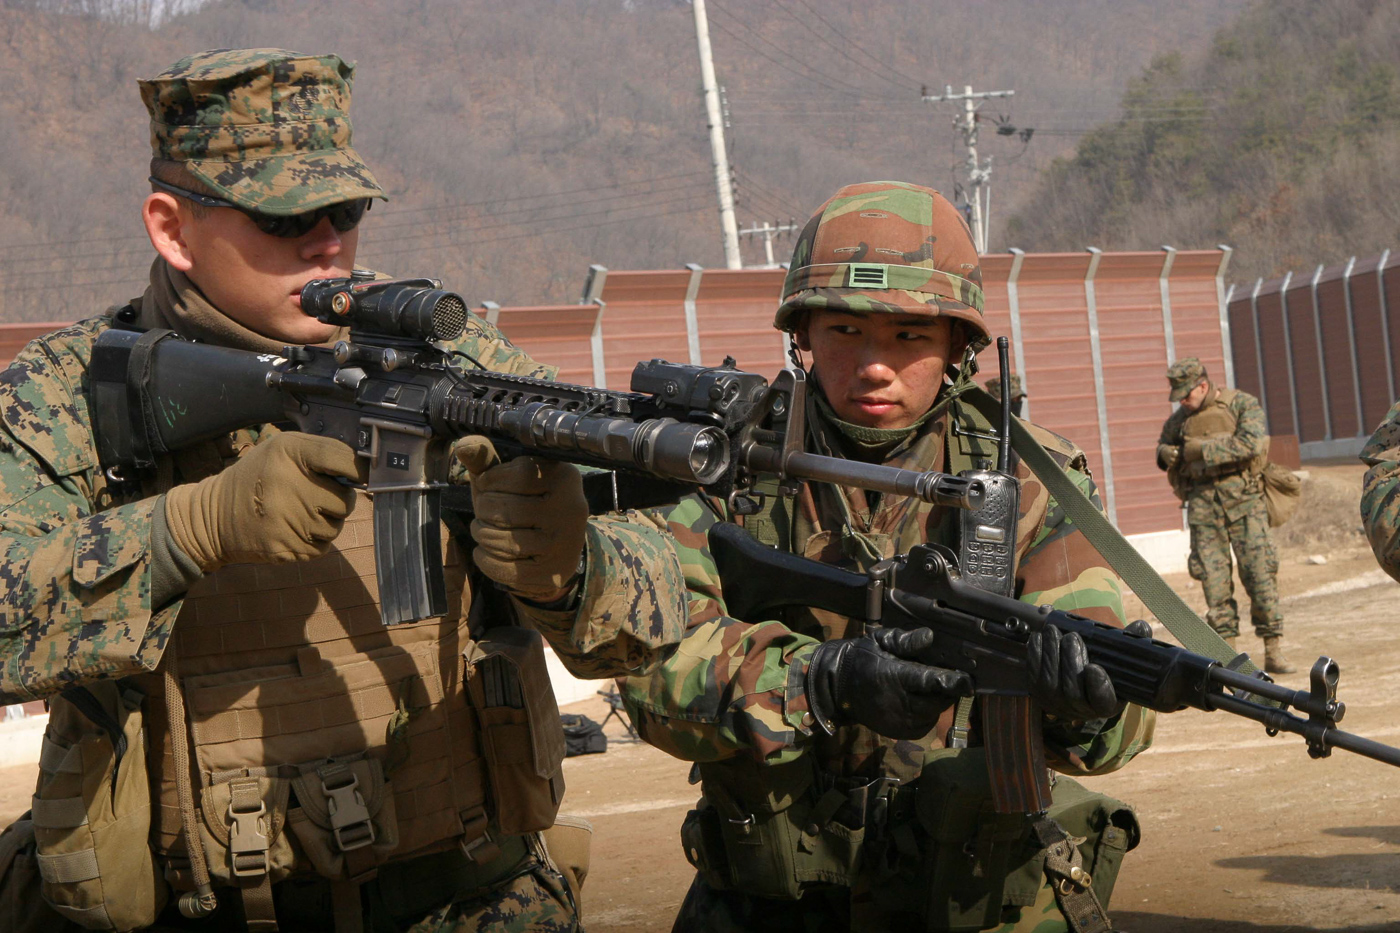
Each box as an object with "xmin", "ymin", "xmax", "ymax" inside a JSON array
[
  {"xmin": 1008, "ymin": 0, "xmax": 1400, "ymax": 284},
  {"xmin": 0, "ymin": 0, "xmax": 1246, "ymax": 321}
]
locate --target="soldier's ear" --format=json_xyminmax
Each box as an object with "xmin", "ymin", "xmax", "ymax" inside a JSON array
[
  {"xmin": 793, "ymin": 315, "xmax": 812, "ymax": 352},
  {"xmin": 143, "ymin": 192, "xmax": 195, "ymax": 272}
]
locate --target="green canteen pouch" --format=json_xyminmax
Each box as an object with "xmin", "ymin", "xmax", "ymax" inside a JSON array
[
  {"xmin": 875, "ymin": 748, "xmax": 1138, "ymax": 932},
  {"xmin": 684, "ymin": 755, "xmax": 866, "ymax": 900},
  {"xmin": 33, "ymin": 682, "xmax": 168, "ymax": 930}
]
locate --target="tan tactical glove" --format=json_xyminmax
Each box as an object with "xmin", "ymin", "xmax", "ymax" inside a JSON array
[
  {"xmin": 163, "ymin": 432, "xmax": 361, "ymax": 571},
  {"xmin": 1157, "ymin": 444, "xmax": 1181, "ymax": 471},
  {"xmin": 454, "ymin": 436, "xmax": 589, "ymax": 602},
  {"xmin": 1182, "ymin": 437, "xmax": 1206, "ymax": 462}
]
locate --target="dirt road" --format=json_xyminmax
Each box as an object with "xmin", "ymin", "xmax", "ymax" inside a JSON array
[{"xmin": 3, "ymin": 463, "xmax": 1398, "ymax": 930}]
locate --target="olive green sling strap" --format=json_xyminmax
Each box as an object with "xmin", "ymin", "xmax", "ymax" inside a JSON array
[{"xmin": 960, "ymin": 387, "xmax": 1262, "ymax": 678}]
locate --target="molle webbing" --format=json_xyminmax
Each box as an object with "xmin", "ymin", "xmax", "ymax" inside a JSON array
[{"xmin": 143, "ymin": 490, "xmax": 492, "ymax": 872}]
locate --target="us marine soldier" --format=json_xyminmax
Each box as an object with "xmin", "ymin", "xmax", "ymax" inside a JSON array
[
  {"xmin": 1156, "ymin": 358, "xmax": 1294, "ymax": 673},
  {"xmin": 0, "ymin": 49, "xmax": 685, "ymax": 932},
  {"xmin": 622, "ymin": 182, "xmax": 1155, "ymax": 932},
  {"xmin": 1361, "ymin": 401, "xmax": 1400, "ymax": 581},
  {"xmin": 984, "ymin": 372, "xmax": 1027, "ymax": 418}
]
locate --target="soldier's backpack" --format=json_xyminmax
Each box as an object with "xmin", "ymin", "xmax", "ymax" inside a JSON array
[
  {"xmin": 560, "ymin": 714, "xmax": 607, "ymax": 757},
  {"xmin": 1261, "ymin": 461, "xmax": 1303, "ymax": 527}
]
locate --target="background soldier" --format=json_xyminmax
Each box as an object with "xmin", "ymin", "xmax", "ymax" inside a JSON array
[
  {"xmin": 1361, "ymin": 401, "xmax": 1400, "ymax": 580},
  {"xmin": 0, "ymin": 49, "xmax": 685, "ymax": 932},
  {"xmin": 622, "ymin": 182, "xmax": 1155, "ymax": 932},
  {"xmin": 1156, "ymin": 358, "xmax": 1294, "ymax": 673},
  {"xmin": 984, "ymin": 371, "xmax": 1027, "ymax": 417}
]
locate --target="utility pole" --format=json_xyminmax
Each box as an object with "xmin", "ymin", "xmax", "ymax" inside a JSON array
[
  {"xmin": 692, "ymin": 0, "xmax": 742, "ymax": 269},
  {"xmin": 738, "ymin": 219, "xmax": 799, "ymax": 268},
  {"xmin": 922, "ymin": 84, "xmax": 1014, "ymax": 254}
]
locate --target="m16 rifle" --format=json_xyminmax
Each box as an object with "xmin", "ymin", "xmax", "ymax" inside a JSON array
[
  {"xmin": 89, "ymin": 273, "xmax": 984, "ymax": 626},
  {"xmin": 710, "ymin": 523, "xmax": 1400, "ymax": 816}
]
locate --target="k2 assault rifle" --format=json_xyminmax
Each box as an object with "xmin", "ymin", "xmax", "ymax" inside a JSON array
[
  {"xmin": 89, "ymin": 273, "xmax": 983, "ymax": 626},
  {"xmin": 710, "ymin": 522, "xmax": 1400, "ymax": 815}
]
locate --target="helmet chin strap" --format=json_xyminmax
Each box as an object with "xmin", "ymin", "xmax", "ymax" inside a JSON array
[{"xmin": 787, "ymin": 334, "xmax": 806, "ymax": 371}]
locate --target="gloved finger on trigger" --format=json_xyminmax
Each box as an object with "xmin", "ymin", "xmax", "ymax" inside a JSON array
[
  {"xmin": 304, "ymin": 471, "xmax": 357, "ymax": 520},
  {"xmin": 871, "ymin": 626, "xmax": 933, "ymax": 657},
  {"xmin": 453, "ymin": 435, "xmax": 501, "ymax": 477},
  {"xmin": 288, "ymin": 432, "xmax": 363, "ymax": 481}
]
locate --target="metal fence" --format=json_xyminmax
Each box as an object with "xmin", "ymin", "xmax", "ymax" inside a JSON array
[{"xmin": 1228, "ymin": 252, "xmax": 1400, "ymax": 459}]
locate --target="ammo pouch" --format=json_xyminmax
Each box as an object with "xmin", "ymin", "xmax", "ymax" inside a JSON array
[
  {"xmin": 467, "ymin": 626, "xmax": 567, "ymax": 838},
  {"xmin": 33, "ymin": 681, "xmax": 166, "ymax": 930},
  {"xmin": 680, "ymin": 755, "xmax": 866, "ymax": 900},
  {"xmin": 868, "ymin": 747, "xmax": 1139, "ymax": 932},
  {"xmin": 179, "ymin": 753, "xmax": 401, "ymax": 891}
]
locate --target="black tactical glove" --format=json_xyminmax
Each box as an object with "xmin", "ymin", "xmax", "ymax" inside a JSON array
[
  {"xmin": 1026, "ymin": 620, "xmax": 1151, "ymax": 722},
  {"xmin": 805, "ymin": 627, "xmax": 973, "ymax": 740}
]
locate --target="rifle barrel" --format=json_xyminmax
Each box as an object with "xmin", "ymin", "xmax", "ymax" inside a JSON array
[{"xmin": 782, "ymin": 452, "xmax": 985, "ymax": 509}]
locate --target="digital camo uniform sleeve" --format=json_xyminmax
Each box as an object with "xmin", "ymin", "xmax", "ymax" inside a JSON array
[
  {"xmin": 449, "ymin": 313, "xmax": 692, "ymax": 678},
  {"xmin": 512, "ymin": 509, "xmax": 689, "ymax": 678},
  {"xmin": 1014, "ymin": 423, "xmax": 1156, "ymax": 776},
  {"xmin": 0, "ymin": 320, "xmax": 177, "ymax": 702},
  {"xmin": 1198, "ymin": 390, "xmax": 1268, "ymax": 467},
  {"xmin": 1360, "ymin": 400, "xmax": 1400, "ymax": 582},
  {"xmin": 619, "ymin": 495, "xmax": 820, "ymax": 765}
]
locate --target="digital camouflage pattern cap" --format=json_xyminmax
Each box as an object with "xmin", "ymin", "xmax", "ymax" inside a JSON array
[
  {"xmin": 775, "ymin": 181, "xmax": 988, "ymax": 349},
  {"xmin": 984, "ymin": 372, "xmax": 1025, "ymax": 401},
  {"xmin": 1167, "ymin": 357, "xmax": 1209, "ymax": 401},
  {"xmin": 139, "ymin": 48, "xmax": 385, "ymax": 215}
]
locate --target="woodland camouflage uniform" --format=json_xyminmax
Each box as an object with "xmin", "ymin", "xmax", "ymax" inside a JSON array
[
  {"xmin": 1360, "ymin": 400, "xmax": 1400, "ymax": 581},
  {"xmin": 622, "ymin": 182, "xmax": 1154, "ymax": 933},
  {"xmin": 0, "ymin": 49, "xmax": 686, "ymax": 933},
  {"xmin": 1156, "ymin": 359, "xmax": 1282, "ymax": 641}
]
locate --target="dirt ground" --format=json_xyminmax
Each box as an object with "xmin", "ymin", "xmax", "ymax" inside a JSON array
[{"xmin": 3, "ymin": 462, "xmax": 1398, "ymax": 931}]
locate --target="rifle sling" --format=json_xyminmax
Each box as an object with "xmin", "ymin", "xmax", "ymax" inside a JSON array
[{"xmin": 960, "ymin": 388, "xmax": 1261, "ymax": 677}]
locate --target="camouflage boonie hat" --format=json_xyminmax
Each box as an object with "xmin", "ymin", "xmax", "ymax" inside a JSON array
[
  {"xmin": 775, "ymin": 181, "xmax": 989, "ymax": 349},
  {"xmin": 985, "ymin": 373, "xmax": 1025, "ymax": 401},
  {"xmin": 1167, "ymin": 357, "xmax": 1208, "ymax": 401},
  {"xmin": 139, "ymin": 48, "xmax": 385, "ymax": 215}
]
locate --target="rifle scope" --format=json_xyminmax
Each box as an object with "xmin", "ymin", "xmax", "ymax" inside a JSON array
[{"xmin": 301, "ymin": 276, "xmax": 467, "ymax": 343}]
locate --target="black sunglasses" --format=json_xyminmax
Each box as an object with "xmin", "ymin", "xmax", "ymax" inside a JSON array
[{"xmin": 149, "ymin": 176, "xmax": 371, "ymax": 239}]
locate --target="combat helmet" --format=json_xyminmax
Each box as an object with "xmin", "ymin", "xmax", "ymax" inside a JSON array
[{"xmin": 775, "ymin": 181, "xmax": 988, "ymax": 352}]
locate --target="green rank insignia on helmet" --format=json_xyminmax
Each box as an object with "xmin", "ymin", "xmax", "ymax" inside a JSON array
[
  {"xmin": 773, "ymin": 180, "xmax": 990, "ymax": 351},
  {"xmin": 139, "ymin": 48, "xmax": 386, "ymax": 216}
]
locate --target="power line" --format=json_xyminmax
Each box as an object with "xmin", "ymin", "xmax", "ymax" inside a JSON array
[
  {"xmin": 705, "ymin": 1, "xmax": 898, "ymax": 100},
  {"xmin": 783, "ymin": 0, "xmax": 928, "ymax": 91},
  {"xmin": 768, "ymin": 0, "xmax": 921, "ymax": 95}
]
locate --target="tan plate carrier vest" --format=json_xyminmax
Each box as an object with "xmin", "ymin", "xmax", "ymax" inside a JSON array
[
  {"xmin": 129, "ymin": 489, "xmax": 566, "ymax": 909},
  {"xmin": 1174, "ymin": 387, "xmax": 1269, "ymax": 489}
]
